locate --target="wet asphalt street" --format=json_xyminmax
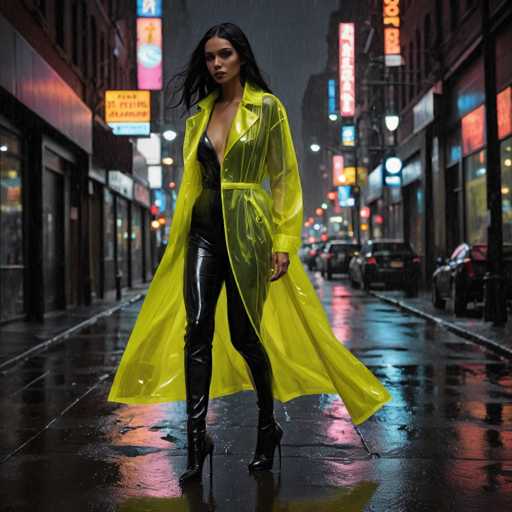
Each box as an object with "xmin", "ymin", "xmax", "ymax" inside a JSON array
[{"xmin": 1, "ymin": 271, "xmax": 512, "ymax": 512}]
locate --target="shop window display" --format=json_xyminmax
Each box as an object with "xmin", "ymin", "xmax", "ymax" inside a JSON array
[
  {"xmin": 0, "ymin": 129, "xmax": 24, "ymax": 321},
  {"xmin": 464, "ymin": 150, "xmax": 487, "ymax": 244}
]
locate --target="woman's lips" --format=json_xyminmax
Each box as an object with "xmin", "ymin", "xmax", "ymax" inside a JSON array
[{"xmin": 214, "ymin": 72, "xmax": 226, "ymax": 78}]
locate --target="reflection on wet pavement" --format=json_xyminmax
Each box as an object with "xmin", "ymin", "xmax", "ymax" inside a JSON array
[
  {"xmin": 1, "ymin": 274, "xmax": 512, "ymax": 510},
  {"xmin": 117, "ymin": 477, "xmax": 378, "ymax": 511}
]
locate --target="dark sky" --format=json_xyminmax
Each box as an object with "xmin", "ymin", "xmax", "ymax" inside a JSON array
[{"xmin": 164, "ymin": 0, "xmax": 341, "ymax": 170}]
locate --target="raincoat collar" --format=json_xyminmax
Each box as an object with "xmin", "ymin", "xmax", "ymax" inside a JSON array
[
  {"xmin": 196, "ymin": 80, "xmax": 263, "ymax": 111},
  {"xmin": 186, "ymin": 80, "xmax": 262, "ymax": 163}
]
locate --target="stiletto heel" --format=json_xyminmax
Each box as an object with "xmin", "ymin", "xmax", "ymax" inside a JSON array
[
  {"xmin": 179, "ymin": 430, "xmax": 214, "ymax": 485},
  {"xmin": 248, "ymin": 420, "xmax": 283, "ymax": 472}
]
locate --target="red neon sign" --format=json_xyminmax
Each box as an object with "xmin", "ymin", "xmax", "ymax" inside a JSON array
[
  {"xmin": 338, "ymin": 23, "xmax": 355, "ymax": 117},
  {"xmin": 497, "ymin": 87, "xmax": 512, "ymax": 140},
  {"xmin": 461, "ymin": 105, "xmax": 486, "ymax": 156}
]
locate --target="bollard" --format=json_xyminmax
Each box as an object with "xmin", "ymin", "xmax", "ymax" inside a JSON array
[{"xmin": 116, "ymin": 271, "xmax": 123, "ymax": 301}]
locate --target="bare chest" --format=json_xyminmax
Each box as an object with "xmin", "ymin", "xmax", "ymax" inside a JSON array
[{"xmin": 206, "ymin": 101, "xmax": 240, "ymax": 166}]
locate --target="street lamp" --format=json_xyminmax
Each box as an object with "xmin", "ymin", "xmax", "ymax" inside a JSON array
[
  {"xmin": 162, "ymin": 129, "xmax": 177, "ymax": 141},
  {"xmin": 328, "ymin": 113, "xmax": 338, "ymax": 122},
  {"xmin": 384, "ymin": 114, "xmax": 400, "ymax": 132},
  {"xmin": 310, "ymin": 143, "xmax": 321, "ymax": 152}
]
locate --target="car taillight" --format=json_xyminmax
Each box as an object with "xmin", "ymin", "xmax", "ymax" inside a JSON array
[
  {"xmin": 366, "ymin": 257, "xmax": 377, "ymax": 265},
  {"xmin": 309, "ymin": 249, "xmax": 316, "ymax": 257},
  {"xmin": 463, "ymin": 257, "xmax": 475, "ymax": 278}
]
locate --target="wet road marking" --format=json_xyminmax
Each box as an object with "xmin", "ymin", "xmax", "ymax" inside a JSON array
[
  {"xmin": 0, "ymin": 373, "xmax": 111, "ymax": 464},
  {"xmin": 6, "ymin": 370, "xmax": 51, "ymax": 398}
]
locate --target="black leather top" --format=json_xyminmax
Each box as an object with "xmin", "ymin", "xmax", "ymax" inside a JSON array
[
  {"xmin": 190, "ymin": 125, "xmax": 224, "ymax": 239},
  {"xmin": 197, "ymin": 125, "xmax": 221, "ymax": 189}
]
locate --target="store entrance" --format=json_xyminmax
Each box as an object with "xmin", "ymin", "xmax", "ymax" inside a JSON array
[{"xmin": 43, "ymin": 167, "xmax": 65, "ymax": 312}]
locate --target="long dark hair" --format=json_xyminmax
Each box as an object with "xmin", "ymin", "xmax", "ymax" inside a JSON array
[{"xmin": 166, "ymin": 22, "xmax": 273, "ymax": 116}]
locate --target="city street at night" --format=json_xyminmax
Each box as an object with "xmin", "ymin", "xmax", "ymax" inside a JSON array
[
  {"xmin": 1, "ymin": 271, "xmax": 511, "ymax": 511},
  {"xmin": 1, "ymin": 0, "xmax": 512, "ymax": 510}
]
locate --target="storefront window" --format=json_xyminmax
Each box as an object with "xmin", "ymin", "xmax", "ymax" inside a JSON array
[
  {"xmin": 501, "ymin": 138, "xmax": 512, "ymax": 243},
  {"xmin": 104, "ymin": 189, "xmax": 115, "ymax": 292},
  {"xmin": 116, "ymin": 197, "xmax": 129, "ymax": 288},
  {"xmin": 131, "ymin": 205, "xmax": 143, "ymax": 283},
  {"xmin": 0, "ymin": 129, "xmax": 24, "ymax": 321},
  {"xmin": 464, "ymin": 150, "xmax": 487, "ymax": 244}
]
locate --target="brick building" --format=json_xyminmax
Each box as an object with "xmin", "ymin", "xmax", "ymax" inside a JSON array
[{"xmin": 0, "ymin": 0, "xmax": 154, "ymax": 323}]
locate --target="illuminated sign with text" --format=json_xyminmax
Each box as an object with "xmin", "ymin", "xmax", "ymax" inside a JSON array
[
  {"xmin": 338, "ymin": 23, "xmax": 355, "ymax": 117},
  {"xmin": 383, "ymin": 0, "xmax": 401, "ymax": 66},
  {"xmin": 137, "ymin": 18, "xmax": 163, "ymax": 90},
  {"xmin": 105, "ymin": 90, "xmax": 150, "ymax": 136}
]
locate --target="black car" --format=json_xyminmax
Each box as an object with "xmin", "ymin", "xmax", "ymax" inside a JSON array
[
  {"xmin": 320, "ymin": 241, "xmax": 361, "ymax": 280},
  {"xmin": 431, "ymin": 243, "xmax": 512, "ymax": 316},
  {"xmin": 348, "ymin": 239, "xmax": 421, "ymax": 296}
]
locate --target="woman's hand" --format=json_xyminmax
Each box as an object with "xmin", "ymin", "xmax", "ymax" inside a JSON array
[{"xmin": 270, "ymin": 252, "xmax": 290, "ymax": 281}]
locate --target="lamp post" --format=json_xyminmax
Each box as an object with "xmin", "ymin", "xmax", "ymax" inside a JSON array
[{"xmin": 309, "ymin": 140, "xmax": 361, "ymax": 243}]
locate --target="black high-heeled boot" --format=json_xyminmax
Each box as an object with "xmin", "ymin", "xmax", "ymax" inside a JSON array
[
  {"xmin": 179, "ymin": 425, "xmax": 214, "ymax": 485},
  {"xmin": 180, "ymin": 313, "xmax": 216, "ymax": 486},
  {"xmin": 248, "ymin": 419, "xmax": 283, "ymax": 472}
]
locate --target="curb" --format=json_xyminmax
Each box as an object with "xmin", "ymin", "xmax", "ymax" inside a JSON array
[
  {"xmin": 0, "ymin": 293, "xmax": 146, "ymax": 372},
  {"xmin": 370, "ymin": 291, "xmax": 512, "ymax": 360}
]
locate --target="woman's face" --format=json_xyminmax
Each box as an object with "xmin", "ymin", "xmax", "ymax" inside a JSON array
[{"xmin": 204, "ymin": 36, "xmax": 243, "ymax": 84}]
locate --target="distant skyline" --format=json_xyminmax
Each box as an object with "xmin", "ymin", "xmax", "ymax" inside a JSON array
[{"xmin": 164, "ymin": 0, "xmax": 342, "ymax": 173}]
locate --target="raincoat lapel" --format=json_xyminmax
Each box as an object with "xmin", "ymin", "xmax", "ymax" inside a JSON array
[{"xmin": 186, "ymin": 81, "xmax": 260, "ymax": 164}]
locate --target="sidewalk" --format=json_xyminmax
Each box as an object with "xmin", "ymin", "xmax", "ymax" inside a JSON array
[
  {"xmin": 371, "ymin": 289, "xmax": 512, "ymax": 358},
  {"xmin": 0, "ymin": 284, "xmax": 149, "ymax": 370}
]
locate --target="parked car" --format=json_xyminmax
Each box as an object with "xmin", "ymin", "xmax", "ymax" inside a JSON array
[
  {"xmin": 320, "ymin": 241, "xmax": 361, "ymax": 280},
  {"xmin": 348, "ymin": 239, "xmax": 421, "ymax": 296},
  {"xmin": 300, "ymin": 242, "xmax": 324, "ymax": 271},
  {"xmin": 314, "ymin": 242, "xmax": 328, "ymax": 271},
  {"xmin": 431, "ymin": 243, "xmax": 512, "ymax": 316}
]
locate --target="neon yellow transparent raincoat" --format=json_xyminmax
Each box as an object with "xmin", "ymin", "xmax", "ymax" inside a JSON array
[{"xmin": 107, "ymin": 80, "xmax": 392, "ymax": 425}]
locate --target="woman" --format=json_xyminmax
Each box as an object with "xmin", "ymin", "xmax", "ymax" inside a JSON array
[{"xmin": 107, "ymin": 22, "xmax": 392, "ymax": 485}]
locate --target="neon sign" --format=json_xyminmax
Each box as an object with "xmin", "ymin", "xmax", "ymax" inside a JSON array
[
  {"xmin": 105, "ymin": 90, "xmax": 150, "ymax": 136},
  {"xmin": 383, "ymin": 0, "xmax": 401, "ymax": 66},
  {"xmin": 338, "ymin": 23, "xmax": 355, "ymax": 117},
  {"xmin": 461, "ymin": 105, "xmax": 486, "ymax": 156},
  {"xmin": 332, "ymin": 155, "xmax": 345, "ymax": 187},
  {"xmin": 137, "ymin": 18, "xmax": 163, "ymax": 90},
  {"xmin": 137, "ymin": 0, "xmax": 162, "ymax": 17}
]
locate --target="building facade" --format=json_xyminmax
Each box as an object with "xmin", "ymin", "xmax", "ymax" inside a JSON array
[
  {"xmin": 358, "ymin": 0, "xmax": 512, "ymax": 285},
  {"xmin": 0, "ymin": 0, "xmax": 154, "ymax": 323}
]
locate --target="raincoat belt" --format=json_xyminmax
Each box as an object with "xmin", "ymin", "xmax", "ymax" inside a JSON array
[{"xmin": 221, "ymin": 182, "xmax": 262, "ymax": 190}]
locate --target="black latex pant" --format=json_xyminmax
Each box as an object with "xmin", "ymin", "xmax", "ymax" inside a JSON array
[{"xmin": 183, "ymin": 227, "xmax": 274, "ymax": 435}]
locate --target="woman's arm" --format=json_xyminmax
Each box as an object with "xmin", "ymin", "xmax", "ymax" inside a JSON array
[{"xmin": 265, "ymin": 95, "xmax": 304, "ymax": 257}]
